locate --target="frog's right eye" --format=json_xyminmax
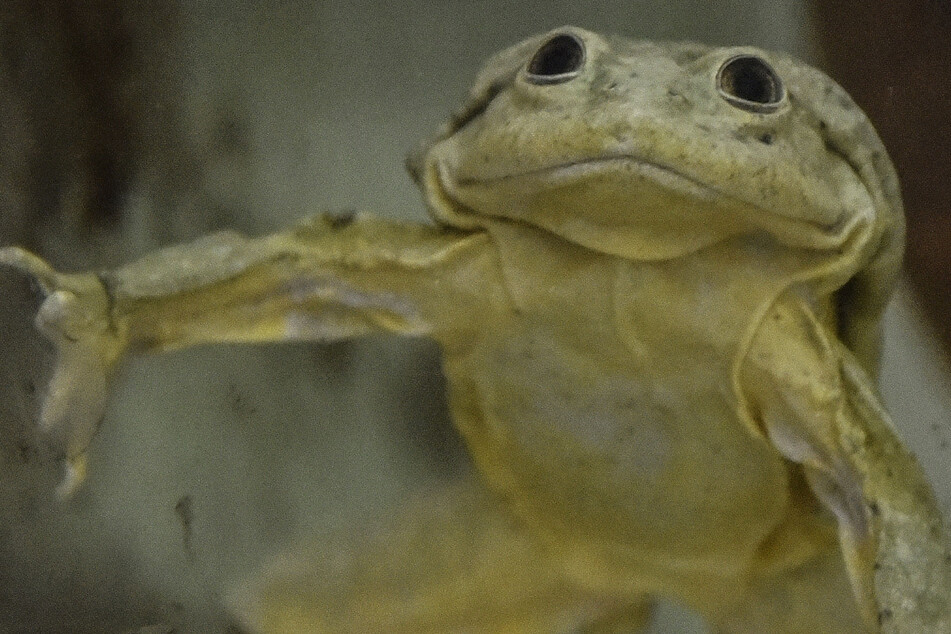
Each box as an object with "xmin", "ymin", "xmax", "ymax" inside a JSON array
[
  {"xmin": 525, "ymin": 33, "xmax": 586, "ymax": 85},
  {"xmin": 716, "ymin": 55, "xmax": 786, "ymax": 113}
]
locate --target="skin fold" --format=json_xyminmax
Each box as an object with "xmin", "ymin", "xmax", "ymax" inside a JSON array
[{"xmin": 1, "ymin": 27, "xmax": 949, "ymax": 633}]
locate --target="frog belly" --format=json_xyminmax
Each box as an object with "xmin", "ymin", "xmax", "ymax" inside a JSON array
[{"xmin": 444, "ymin": 332, "xmax": 794, "ymax": 596}]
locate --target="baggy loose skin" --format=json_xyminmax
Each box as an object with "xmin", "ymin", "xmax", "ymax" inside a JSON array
[{"xmin": 1, "ymin": 26, "xmax": 947, "ymax": 633}]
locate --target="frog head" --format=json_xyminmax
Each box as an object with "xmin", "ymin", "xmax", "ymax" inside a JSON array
[{"xmin": 408, "ymin": 26, "xmax": 904, "ymax": 374}]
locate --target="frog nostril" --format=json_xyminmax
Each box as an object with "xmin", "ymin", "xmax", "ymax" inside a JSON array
[
  {"xmin": 717, "ymin": 55, "xmax": 786, "ymax": 113},
  {"xmin": 526, "ymin": 33, "xmax": 586, "ymax": 84}
]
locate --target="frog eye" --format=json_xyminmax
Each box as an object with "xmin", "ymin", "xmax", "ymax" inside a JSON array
[
  {"xmin": 525, "ymin": 33, "xmax": 586, "ymax": 85},
  {"xmin": 716, "ymin": 55, "xmax": 786, "ymax": 113}
]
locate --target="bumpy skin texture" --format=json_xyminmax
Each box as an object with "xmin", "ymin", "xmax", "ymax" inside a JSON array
[{"xmin": 1, "ymin": 27, "xmax": 949, "ymax": 633}]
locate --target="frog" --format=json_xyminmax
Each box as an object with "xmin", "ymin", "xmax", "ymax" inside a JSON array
[{"xmin": 1, "ymin": 26, "xmax": 949, "ymax": 633}]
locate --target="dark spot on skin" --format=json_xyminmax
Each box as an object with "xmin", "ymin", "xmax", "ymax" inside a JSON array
[
  {"xmin": 822, "ymin": 138, "xmax": 840, "ymax": 156},
  {"xmin": 758, "ymin": 133, "xmax": 774, "ymax": 145},
  {"xmin": 327, "ymin": 209, "xmax": 356, "ymax": 230},
  {"xmin": 672, "ymin": 48, "xmax": 705, "ymax": 65},
  {"xmin": 607, "ymin": 81, "xmax": 618, "ymax": 90},
  {"xmin": 869, "ymin": 501, "xmax": 881, "ymax": 516},
  {"xmin": 873, "ymin": 562, "xmax": 881, "ymax": 571},
  {"xmin": 667, "ymin": 88, "xmax": 691, "ymax": 108},
  {"xmin": 447, "ymin": 80, "xmax": 504, "ymax": 134},
  {"xmin": 818, "ymin": 120, "xmax": 828, "ymax": 131},
  {"xmin": 95, "ymin": 274, "xmax": 121, "ymax": 337}
]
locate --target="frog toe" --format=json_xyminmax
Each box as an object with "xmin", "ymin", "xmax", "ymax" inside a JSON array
[
  {"xmin": 0, "ymin": 246, "xmax": 62, "ymax": 291},
  {"xmin": 0, "ymin": 247, "xmax": 126, "ymax": 496},
  {"xmin": 40, "ymin": 340, "xmax": 112, "ymax": 494}
]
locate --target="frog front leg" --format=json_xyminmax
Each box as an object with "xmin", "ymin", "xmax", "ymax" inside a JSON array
[
  {"xmin": 0, "ymin": 248, "xmax": 125, "ymax": 495},
  {"xmin": 0, "ymin": 213, "xmax": 502, "ymax": 494},
  {"xmin": 739, "ymin": 293, "xmax": 951, "ymax": 632}
]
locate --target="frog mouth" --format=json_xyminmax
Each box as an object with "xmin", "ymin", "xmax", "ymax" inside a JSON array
[
  {"xmin": 427, "ymin": 154, "xmax": 728, "ymax": 232},
  {"xmin": 433, "ymin": 154, "xmax": 860, "ymax": 252},
  {"xmin": 447, "ymin": 155, "xmax": 724, "ymax": 204}
]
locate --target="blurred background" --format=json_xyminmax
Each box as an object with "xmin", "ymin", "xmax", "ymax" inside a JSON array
[{"xmin": 0, "ymin": 1, "xmax": 948, "ymax": 632}]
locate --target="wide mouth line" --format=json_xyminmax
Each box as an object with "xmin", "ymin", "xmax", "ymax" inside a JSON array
[
  {"xmin": 441, "ymin": 155, "xmax": 853, "ymax": 240},
  {"xmin": 454, "ymin": 155, "xmax": 720, "ymax": 198}
]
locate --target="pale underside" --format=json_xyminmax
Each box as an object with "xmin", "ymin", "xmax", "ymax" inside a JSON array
[{"xmin": 1, "ymin": 25, "xmax": 950, "ymax": 634}]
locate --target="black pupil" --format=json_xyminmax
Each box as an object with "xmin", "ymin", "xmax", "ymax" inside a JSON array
[
  {"xmin": 527, "ymin": 34, "xmax": 584, "ymax": 77},
  {"xmin": 720, "ymin": 56, "xmax": 781, "ymax": 104}
]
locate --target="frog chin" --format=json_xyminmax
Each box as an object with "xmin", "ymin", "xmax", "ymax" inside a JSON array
[
  {"xmin": 432, "ymin": 152, "xmax": 870, "ymax": 259},
  {"xmin": 433, "ymin": 154, "xmax": 754, "ymax": 260}
]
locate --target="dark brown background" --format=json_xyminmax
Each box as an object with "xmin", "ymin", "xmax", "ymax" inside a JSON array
[{"xmin": 812, "ymin": 0, "xmax": 951, "ymax": 361}]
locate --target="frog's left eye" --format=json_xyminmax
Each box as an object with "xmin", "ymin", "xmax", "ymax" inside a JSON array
[
  {"xmin": 716, "ymin": 55, "xmax": 786, "ymax": 113},
  {"xmin": 525, "ymin": 33, "xmax": 586, "ymax": 85}
]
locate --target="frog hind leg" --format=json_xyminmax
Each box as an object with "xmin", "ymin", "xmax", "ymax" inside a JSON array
[
  {"xmin": 229, "ymin": 479, "xmax": 651, "ymax": 634},
  {"xmin": 710, "ymin": 546, "xmax": 865, "ymax": 634}
]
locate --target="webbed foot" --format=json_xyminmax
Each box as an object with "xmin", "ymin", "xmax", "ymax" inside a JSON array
[{"xmin": 0, "ymin": 247, "xmax": 126, "ymax": 496}]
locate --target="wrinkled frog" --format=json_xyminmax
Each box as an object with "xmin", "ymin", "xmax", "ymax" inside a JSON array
[{"xmin": 2, "ymin": 27, "xmax": 950, "ymax": 633}]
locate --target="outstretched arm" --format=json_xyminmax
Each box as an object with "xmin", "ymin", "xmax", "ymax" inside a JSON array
[
  {"xmin": 0, "ymin": 213, "xmax": 501, "ymax": 494},
  {"xmin": 102, "ymin": 213, "xmax": 498, "ymax": 350},
  {"xmin": 740, "ymin": 293, "xmax": 951, "ymax": 632}
]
